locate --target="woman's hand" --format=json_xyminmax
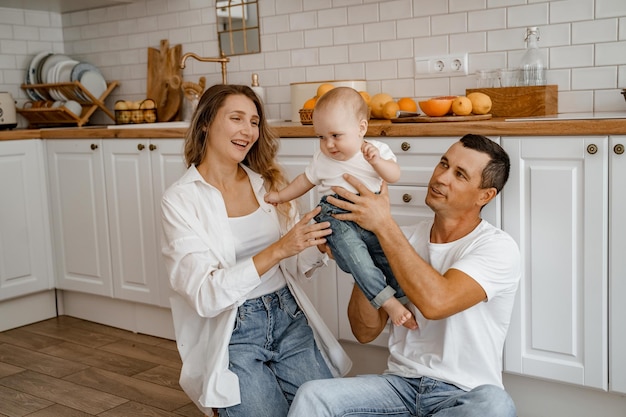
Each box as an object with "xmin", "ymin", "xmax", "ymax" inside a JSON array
[{"xmin": 276, "ymin": 206, "xmax": 332, "ymax": 259}]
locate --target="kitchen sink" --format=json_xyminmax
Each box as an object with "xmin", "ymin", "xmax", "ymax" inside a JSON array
[{"xmin": 107, "ymin": 121, "xmax": 190, "ymax": 129}]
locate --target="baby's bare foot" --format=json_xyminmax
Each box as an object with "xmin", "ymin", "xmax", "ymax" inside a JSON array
[{"xmin": 382, "ymin": 297, "xmax": 416, "ymax": 329}]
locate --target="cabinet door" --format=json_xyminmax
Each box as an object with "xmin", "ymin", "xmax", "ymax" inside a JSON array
[
  {"xmin": 503, "ymin": 136, "xmax": 608, "ymax": 390},
  {"xmin": 0, "ymin": 140, "xmax": 54, "ymax": 300},
  {"xmin": 103, "ymin": 140, "xmax": 159, "ymax": 305},
  {"xmin": 609, "ymin": 135, "xmax": 626, "ymax": 394},
  {"xmin": 47, "ymin": 139, "xmax": 113, "ymax": 296},
  {"xmin": 150, "ymin": 139, "xmax": 186, "ymax": 308},
  {"xmin": 277, "ymin": 138, "xmax": 339, "ymax": 337}
]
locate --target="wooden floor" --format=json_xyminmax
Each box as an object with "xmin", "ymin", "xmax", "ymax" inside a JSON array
[{"xmin": 0, "ymin": 315, "xmax": 205, "ymax": 417}]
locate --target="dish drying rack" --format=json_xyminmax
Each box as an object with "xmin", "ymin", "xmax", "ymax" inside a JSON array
[{"xmin": 17, "ymin": 80, "xmax": 119, "ymax": 127}]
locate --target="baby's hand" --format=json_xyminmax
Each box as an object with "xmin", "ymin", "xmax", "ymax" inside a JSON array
[
  {"xmin": 264, "ymin": 191, "xmax": 282, "ymax": 206},
  {"xmin": 362, "ymin": 141, "xmax": 380, "ymax": 163}
]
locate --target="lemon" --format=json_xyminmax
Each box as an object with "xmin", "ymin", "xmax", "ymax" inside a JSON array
[
  {"xmin": 369, "ymin": 93, "xmax": 394, "ymax": 118},
  {"xmin": 316, "ymin": 83, "xmax": 335, "ymax": 98},
  {"xmin": 381, "ymin": 101, "xmax": 400, "ymax": 119},
  {"xmin": 467, "ymin": 92, "xmax": 492, "ymax": 115},
  {"xmin": 451, "ymin": 96, "xmax": 472, "ymax": 116}
]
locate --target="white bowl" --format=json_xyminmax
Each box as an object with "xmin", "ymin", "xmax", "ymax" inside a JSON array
[{"xmin": 63, "ymin": 100, "xmax": 82, "ymax": 117}]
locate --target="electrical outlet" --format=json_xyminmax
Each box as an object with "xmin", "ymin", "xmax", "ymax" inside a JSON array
[{"xmin": 414, "ymin": 53, "xmax": 468, "ymax": 78}]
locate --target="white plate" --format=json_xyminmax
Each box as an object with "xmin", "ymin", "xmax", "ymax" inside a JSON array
[
  {"xmin": 28, "ymin": 51, "xmax": 52, "ymax": 85},
  {"xmin": 56, "ymin": 59, "xmax": 79, "ymax": 84},
  {"xmin": 80, "ymin": 70, "xmax": 107, "ymax": 101},
  {"xmin": 40, "ymin": 54, "xmax": 71, "ymax": 84}
]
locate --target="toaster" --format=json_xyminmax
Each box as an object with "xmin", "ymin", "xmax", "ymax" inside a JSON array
[{"xmin": 0, "ymin": 92, "xmax": 17, "ymax": 130}]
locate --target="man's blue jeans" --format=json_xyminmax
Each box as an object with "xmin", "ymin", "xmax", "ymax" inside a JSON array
[
  {"xmin": 220, "ymin": 286, "xmax": 333, "ymax": 417},
  {"xmin": 288, "ymin": 374, "xmax": 517, "ymax": 417},
  {"xmin": 315, "ymin": 194, "xmax": 407, "ymax": 308}
]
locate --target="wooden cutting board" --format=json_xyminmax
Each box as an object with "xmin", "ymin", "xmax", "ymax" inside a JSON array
[
  {"xmin": 147, "ymin": 39, "xmax": 182, "ymax": 122},
  {"xmin": 391, "ymin": 114, "xmax": 492, "ymax": 123}
]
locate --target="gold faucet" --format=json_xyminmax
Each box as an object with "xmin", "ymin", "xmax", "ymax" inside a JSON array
[{"xmin": 180, "ymin": 51, "xmax": 230, "ymax": 85}]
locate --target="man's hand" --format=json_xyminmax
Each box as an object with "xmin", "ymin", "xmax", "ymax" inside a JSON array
[{"xmin": 327, "ymin": 174, "xmax": 394, "ymax": 234}]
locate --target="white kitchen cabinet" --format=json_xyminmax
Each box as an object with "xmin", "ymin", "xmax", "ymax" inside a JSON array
[
  {"xmin": 47, "ymin": 139, "xmax": 113, "ymax": 296},
  {"xmin": 609, "ymin": 135, "xmax": 626, "ymax": 394},
  {"xmin": 0, "ymin": 139, "xmax": 54, "ymax": 301},
  {"xmin": 102, "ymin": 139, "xmax": 184, "ymax": 306},
  {"xmin": 502, "ymin": 136, "xmax": 608, "ymax": 390}
]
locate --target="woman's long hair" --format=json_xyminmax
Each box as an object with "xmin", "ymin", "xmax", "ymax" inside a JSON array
[{"xmin": 184, "ymin": 84, "xmax": 292, "ymax": 222}]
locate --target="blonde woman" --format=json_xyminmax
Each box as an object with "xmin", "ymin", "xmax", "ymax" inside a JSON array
[{"xmin": 161, "ymin": 84, "xmax": 351, "ymax": 417}]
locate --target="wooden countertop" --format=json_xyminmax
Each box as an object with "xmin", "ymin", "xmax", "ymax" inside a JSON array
[{"xmin": 2, "ymin": 116, "xmax": 626, "ymax": 141}]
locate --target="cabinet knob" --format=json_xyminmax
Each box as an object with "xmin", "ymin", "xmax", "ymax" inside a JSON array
[
  {"xmin": 149, "ymin": 144, "xmax": 157, "ymax": 151},
  {"xmin": 90, "ymin": 144, "xmax": 98, "ymax": 150},
  {"xmin": 615, "ymin": 144, "xmax": 624, "ymax": 155},
  {"xmin": 402, "ymin": 193, "xmax": 412, "ymax": 203},
  {"xmin": 137, "ymin": 144, "xmax": 145, "ymax": 151},
  {"xmin": 587, "ymin": 144, "xmax": 598, "ymax": 154},
  {"xmin": 401, "ymin": 142, "xmax": 411, "ymax": 152}
]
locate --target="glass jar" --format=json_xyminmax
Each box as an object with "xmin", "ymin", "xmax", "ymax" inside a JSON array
[
  {"xmin": 476, "ymin": 70, "xmax": 500, "ymax": 88},
  {"xmin": 519, "ymin": 27, "xmax": 546, "ymax": 86}
]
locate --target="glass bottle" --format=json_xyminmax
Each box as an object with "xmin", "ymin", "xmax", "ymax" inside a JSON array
[
  {"xmin": 519, "ymin": 27, "xmax": 546, "ymax": 86},
  {"xmin": 250, "ymin": 73, "xmax": 266, "ymax": 103}
]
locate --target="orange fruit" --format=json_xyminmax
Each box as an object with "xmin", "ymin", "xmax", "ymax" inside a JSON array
[
  {"xmin": 451, "ymin": 96, "xmax": 472, "ymax": 116},
  {"xmin": 316, "ymin": 83, "xmax": 335, "ymax": 98},
  {"xmin": 397, "ymin": 97, "xmax": 417, "ymax": 112},
  {"xmin": 467, "ymin": 92, "xmax": 492, "ymax": 115},
  {"xmin": 369, "ymin": 93, "xmax": 393, "ymax": 118},
  {"xmin": 358, "ymin": 91, "xmax": 371, "ymax": 105},
  {"xmin": 381, "ymin": 101, "xmax": 400, "ymax": 119},
  {"xmin": 418, "ymin": 98, "xmax": 453, "ymax": 117},
  {"xmin": 302, "ymin": 97, "xmax": 317, "ymax": 109}
]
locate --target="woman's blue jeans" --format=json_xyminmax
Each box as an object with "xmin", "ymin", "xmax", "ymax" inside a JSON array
[
  {"xmin": 288, "ymin": 374, "xmax": 517, "ymax": 417},
  {"xmin": 315, "ymin": 194, "xmax": 407, "ymax": 308},
  {"xmin": 219, "ymin": 286, "xmax": 332, "ymax": 417}
]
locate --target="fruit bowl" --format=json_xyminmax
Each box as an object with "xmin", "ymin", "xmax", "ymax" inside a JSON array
[{"xmin": 418, "ymin": 98, "xmax": 454, "ymax": 117}]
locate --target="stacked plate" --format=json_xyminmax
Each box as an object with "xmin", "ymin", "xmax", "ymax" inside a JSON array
[{"xmin": 24, "ymin": 52, "xmax": 108, "ymax": 103}]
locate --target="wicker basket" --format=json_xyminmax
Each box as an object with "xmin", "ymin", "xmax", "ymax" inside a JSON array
[{"xmin": 299, "ymin": 108, "xmax": 313, "ymax": 125}]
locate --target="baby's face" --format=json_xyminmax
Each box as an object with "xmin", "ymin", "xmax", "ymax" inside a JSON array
[{"xmin": 313, "ymin": 104, "xmax": 366, "ymax": 161}]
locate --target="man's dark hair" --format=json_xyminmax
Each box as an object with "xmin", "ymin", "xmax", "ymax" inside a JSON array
[{"xmin": 460, "ymin": 134, "xmax": 510, "ymax": 194}]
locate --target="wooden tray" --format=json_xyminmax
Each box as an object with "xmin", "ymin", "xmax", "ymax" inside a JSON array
[
  {"xmin": 391, "ymin": 114, "xmax": 492, "ymax": 123},
  {"xmin": 466, "ymin": 85, "xmax": 557, "ymax": 117}
]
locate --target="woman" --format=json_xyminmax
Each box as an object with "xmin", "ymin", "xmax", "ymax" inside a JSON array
[{"xmin": 161, "ymin": 84, "xmax": 351, "ymax": 417}]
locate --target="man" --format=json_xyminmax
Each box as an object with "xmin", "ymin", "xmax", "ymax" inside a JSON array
[{"xmin": 288, "ymin": 134, "xmax": 521, "ymax": 417}]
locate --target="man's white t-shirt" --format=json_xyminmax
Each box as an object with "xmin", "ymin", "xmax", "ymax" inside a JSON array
[{"xmin": 386, "ymin": 219, "xmax": 521, "ymax": 391}]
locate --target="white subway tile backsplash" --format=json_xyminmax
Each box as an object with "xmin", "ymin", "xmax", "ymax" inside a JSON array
[
  {"xmin": 318, "ymin": 8, "xmax": 347, "ymax": 27},
  {"xmin": 573, "ymin": 19, "xmax": 618, "ymax": 44},
  {"xmin": 551, "ymin": 44, "xmax": 594, "ymax": 68},
  {"xmin": 596, "ymin": 0, "xmax": 626, "ymax": 19},
  {"xmin": 289, "ymin": 12, "xmax": 317, "ymax": 31},
  {"xmin": 572, "ymin": 66, "xmax": 617, "ymax": 89},
  {"xmin": 507, "ymin": 3, "xmax": 549, "ymax": 29},
  {"xmin": 1, "ymin": 0, "xmax": 625, "ymax": 119},
  {"xmin": 431, "ymin": 13, "xmax": 467, "ymax": 36},
  {"xmin": 380, "ymin": 0, "xmax": 412, "ymax": 22},
  {"xmin": 347, "ymin": 4, "xmax": 379, "ymax": 25},
  {"xmin": 468, "ymin": 8, "xmax": 506, "ymax": 32},
  {"xmin": 396, "ymin": 17, "xmax": 430, "ymax": 39},
  {"xmin": 304, "ymin": 28, "xmax": 333, "ymax": 48},
  {"xmin": 550, "ymin": 0, "xmax": 594, "ymax": 24},
  {"xmin": 596, "ymin": 41, "xmax": 626, "ymax": 66},
  {"xmin": 381, "ymin": 39, "xmax": 413, "ymax": 60},
  {"xmin": 558, "ymin": 90, "xmax": 593, "ymax": 112},
  {"xmin": 320, "ymin": 45, "xmax": 349, "ymax": 65},
  {"xmin": 334, "ymin": 25, "xmax": 364, "ymax": 45},
  {"xmin": 364, "ymin": 21, "xmax": 396, "ymax": 42}
]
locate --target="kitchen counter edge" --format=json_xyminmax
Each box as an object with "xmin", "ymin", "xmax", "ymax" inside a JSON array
[{"xmin": 2, "ymin": 117, "xmax": 626, "ymax": 140}]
